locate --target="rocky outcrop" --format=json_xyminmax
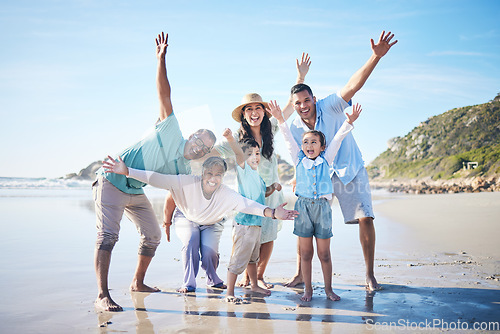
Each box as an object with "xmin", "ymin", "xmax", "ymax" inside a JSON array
[
  {"xmin": 370, "ymin": 176, "xmax": 500, "ymax": 194},
  {"xmin": 64, "ymin": 161, "xmax": 103, "ymax": 180}
]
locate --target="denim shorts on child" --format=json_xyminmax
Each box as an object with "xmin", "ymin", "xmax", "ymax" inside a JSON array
[{"xmin": 293, "ymin": 196, "xmax": 333, "ymax": 239}]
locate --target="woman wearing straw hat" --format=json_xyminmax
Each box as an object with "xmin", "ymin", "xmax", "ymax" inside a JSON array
[{"xmin": 213, "ymin": 92, "xmax": 285, "ymax": 289}]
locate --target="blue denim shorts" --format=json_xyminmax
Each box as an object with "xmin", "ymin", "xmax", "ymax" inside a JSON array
[{"xmin": 293, "ymin": 196, "xmax": 333, "ymax": 239}]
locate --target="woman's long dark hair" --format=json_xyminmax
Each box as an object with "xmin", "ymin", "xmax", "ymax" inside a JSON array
[{"xmin": 238, "ymin": 108, "xmax": 274, "ymax": 160}]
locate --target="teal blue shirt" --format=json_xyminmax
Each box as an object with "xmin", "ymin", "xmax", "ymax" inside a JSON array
[
  {"xmin": 234, "ymin": 162, "xmax": 266, "ymax": 226},
  {"xmin": 97, "ymin": 113, "xmax": 191, "ymax": 194}
]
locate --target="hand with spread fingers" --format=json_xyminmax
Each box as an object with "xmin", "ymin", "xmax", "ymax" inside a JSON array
[
  {"xmin": 346, "ymin": 103, "xmax": 362, "ymax": 125},
  {"xmin": 102, "ymin": 155, "xmax": 129, "ymax": 176},
  {"xmin": 371, "ymin": 30, "xmax": 398, "ymax": 58},
  {"xmin": 156, "ymin": 32, "xmax": 168, "ymax": 60},
  {"xmin": 296, "ymin": 52, "xmax": 311, "ymax": 82}
]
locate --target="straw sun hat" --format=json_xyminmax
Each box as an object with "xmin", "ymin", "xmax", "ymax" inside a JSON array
[{"xmin": 231, "ymin": 93, "xmax": 271, "ymax": 123}]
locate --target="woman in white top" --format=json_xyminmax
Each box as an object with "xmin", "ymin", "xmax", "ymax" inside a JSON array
[{"xmin": 103, "ymin": 156, "xmax": 298, "ymax": 293}]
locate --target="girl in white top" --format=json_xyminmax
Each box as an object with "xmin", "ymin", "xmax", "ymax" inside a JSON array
[{"xmin": 267, "ymin": 100, "xmax": 361, "ymax": 302}]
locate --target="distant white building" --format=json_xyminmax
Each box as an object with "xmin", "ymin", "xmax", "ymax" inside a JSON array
[{"xmin": 463, "ymin": 162, "xmax": 478, "ymax": 170}]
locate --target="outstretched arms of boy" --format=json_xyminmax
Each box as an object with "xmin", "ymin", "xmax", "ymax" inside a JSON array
[
  {"xmin": 156, "ymin": 32, "xmax": 173, "ymax": 121},
  {"xmin": 222, "ymin": 128, "xmax": 245, "ymax": 168}
]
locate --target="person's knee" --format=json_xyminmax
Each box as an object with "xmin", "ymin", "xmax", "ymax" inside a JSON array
[
  {"xmin": 301, "ymin": 249, "xmax": 314, "ymax": 262},
  {"xmin": 359, "ymin": 217, "xmax": 374, "ymax": 226},
  {"xmin": 200, "ymin": 245, "xmax": 219, "ymax": 263},
  {"xmin": 138, "ymin": 233, "xmax": 161, "ymax": 257},
  {"xmin": 359, "ymin": 217, "xmax": 375, "ymax": 238},
  {"xmin": 317, "ymin": 249, "xmax": 331, "ymax": 263},
  {"xmin": 96, "ymin": 231, "xmax": 119, "ymax": 252}
]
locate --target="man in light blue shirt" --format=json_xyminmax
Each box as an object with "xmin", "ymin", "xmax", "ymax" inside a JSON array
[
  {"xmin": 284, "ymin": 31, "xmax": 398, "ymax": 292},
  {"xmin": 93, "ymin": 32, "xmax": 216, "ymax": 312}
]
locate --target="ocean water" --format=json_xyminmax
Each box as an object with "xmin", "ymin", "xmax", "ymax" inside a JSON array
[
  {"xmin": 0, "ymin": 175, "xmax": 392, "ymax": 282},
  {"xmin": 0, "ymin": 176, "xmax": 92, "ymax": 189}
]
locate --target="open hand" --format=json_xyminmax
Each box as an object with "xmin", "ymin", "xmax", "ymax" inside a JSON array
[
  {"xmin": 266, "ymin": 100, "xmax": 284, "ymax": 123},
  {"xmin": 156, "ymin": 32, "xmax": 168, "ymax": 59},
  {"xmin": 371, "ymin": 31, "xmax": 397, "ymax": 58},
  {"xmin": 346, "ymin": 103, "xmax": 362, "ymax": 124},
  {"xmin": 296, "ymin": 52, "xmax": 311, "ymax": 81},
  {"xmin": 102, "ymin": 155, "xmax": 129, "ymax": 176},
  {"xmin": 274, "ymin": 203, "xmax": 299, "ymax": 220}
]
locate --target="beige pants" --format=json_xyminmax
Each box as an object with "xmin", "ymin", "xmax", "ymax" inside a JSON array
[
  {"xmin": 92, "ymin": 176, "xmax": 161, "ymax": 257},
  {"xmin": 227, "ymin": 223, "xmax": 261, "ymax": 275}
]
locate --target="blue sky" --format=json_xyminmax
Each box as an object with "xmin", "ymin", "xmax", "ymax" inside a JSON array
[{"xmin": 1, "ymin": 0, "xmax": 499, "ymax": 178}]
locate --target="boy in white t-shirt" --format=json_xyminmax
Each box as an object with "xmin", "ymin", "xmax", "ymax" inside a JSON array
[{"xmin": 222, "ymin": 128, "xmax": 282, "ymax": 303}]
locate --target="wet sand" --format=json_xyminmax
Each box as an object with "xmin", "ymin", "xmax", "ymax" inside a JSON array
[{"xmin": 0, "ymin": 188, "xmax": 499, "ymax": 333}]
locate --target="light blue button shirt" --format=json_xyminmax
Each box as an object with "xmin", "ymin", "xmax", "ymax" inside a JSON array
[
  {"xmin": 295, "ymin": 151, "xmax": 333, "ymax": 199},
  {"xmin": 290, "ymin": 92, "xmax": 364, "ymax": 185}
]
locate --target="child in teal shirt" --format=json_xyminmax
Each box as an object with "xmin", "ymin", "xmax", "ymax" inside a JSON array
[{"xmin": 222, "ymin": 128, "xmax": 282, "ymax": 303}]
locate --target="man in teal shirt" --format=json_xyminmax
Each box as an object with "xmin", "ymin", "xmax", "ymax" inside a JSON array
[{"xmin": 93, "ymin": 32, "xmax": 216, "ymax": 312}]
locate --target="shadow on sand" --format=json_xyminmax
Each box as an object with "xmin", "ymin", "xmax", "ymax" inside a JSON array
[{"xmin": 97, "ymin": 283, "xmax": 500, "ymax": 331}]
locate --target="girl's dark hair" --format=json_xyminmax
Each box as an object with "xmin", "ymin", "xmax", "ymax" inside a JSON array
[
  {"xmin": 303, "ymin": 130, "xmax": 326, "ymax": 147},
  {"xmin": 238, "ymin": 106, "xmax": 274, "ymax": 160}
]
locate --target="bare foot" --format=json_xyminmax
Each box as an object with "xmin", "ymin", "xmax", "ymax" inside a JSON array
[
  {"xmin": 236, "ymin": 277, "xmax": 250, "ymax": 288},
  {"xmin": 366, "ymin": 276, "xmax": 382, "ymax": 292},
  {"xmin": 250, "ymin": 285, "xmax": 271, "ymax": 296},
  {"xmin": 258, "ymin": 279, "xmax": 273, "ymax": 289},
  {"xmin": 211, "ymin": 282, "xmax": 227, "ymax": 289},
  {"xmin": 130, "ymin": 281, "xmax": 160, "ymax": 293},
  {"xmin": 225, "ymin": 295, "xmax": 242, "ymax": 303},
  {"xmin": 300, "ymin": 290, "xmax": 313, "ymax": 302},
  {"xmin": 326, "ymin": 291, "xmax": 341, "ymax": 301},
  {"xmin": 95, "ymin": 296, "xmax": 123, "ymax": 312},
  {"xmin": 284, "ymin": 274, "xmax": 303, "ymax": 287},
  {"xmin": 177, "ymin": 287, "xmax": 195, "ymax": 293}
]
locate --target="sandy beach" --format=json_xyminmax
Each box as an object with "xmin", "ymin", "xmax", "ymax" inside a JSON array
[{"xmin": 0, "ymin": 185, "xmax": 499, "ymax": 333}]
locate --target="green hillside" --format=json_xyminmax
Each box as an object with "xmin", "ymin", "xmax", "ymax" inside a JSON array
[{"xmin": 368, "ymin": 94, "xmax": 500, "ymax": 181}]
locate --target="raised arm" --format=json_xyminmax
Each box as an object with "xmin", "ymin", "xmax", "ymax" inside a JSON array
[
  {"xmin": 340, "ymin": 31, "xmax": 397, "ymax": 103},
  {"xmin": 222, "ymin": 128, "xmax": 245, "ymax": 168},
  {"xmin": 283, "ymin": 53, "xmax": 311, "ymax": 121},
  {"xmin": 324, "ymin": 103, "xmax": 362, "ymax": 164},
  {"xmin": 156, "ymin": 32, "xmax": 173, "ymax": 121},
  {"xmin": 267, "ymin": 100, "xmax": 300, "ymax": 165}
]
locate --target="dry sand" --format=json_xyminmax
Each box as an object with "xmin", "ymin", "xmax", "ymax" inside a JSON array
[{"xmin": 0, "ymin": 188, "xmax": 499, "ymax": 333}]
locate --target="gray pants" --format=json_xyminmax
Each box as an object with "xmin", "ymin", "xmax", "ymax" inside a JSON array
[{"xmin": 93, "ymin": 176, "xmax": 161, "ymax": 257}]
